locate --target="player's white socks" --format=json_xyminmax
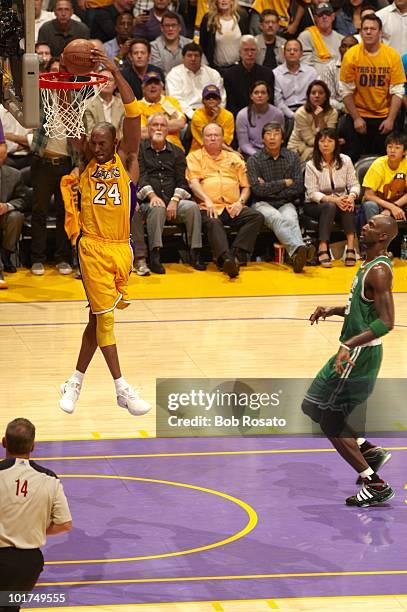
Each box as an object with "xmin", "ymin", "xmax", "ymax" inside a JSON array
[
  {"xmin": 359, "ymin": 466, "xmax": 374, "ymax": 479},
  {"xmin": 70, "ymin": 370, "xmax": 84, "ymax": 386},
  {"xmin": 114, "ymin": 376, "xmax": 128, "ymax": 392}
]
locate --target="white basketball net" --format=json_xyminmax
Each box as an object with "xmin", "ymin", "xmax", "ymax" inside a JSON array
[{"xmin": 40, "ymin": 75, "xmax": 108, "ymax": 139}]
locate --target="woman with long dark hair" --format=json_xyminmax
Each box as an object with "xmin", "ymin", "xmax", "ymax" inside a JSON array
[
  {"xmin": 236, "ymin": 81, "xmax": 284, "ymax": 157},
  {"xmin": 304, "ymin": 128, "xmax": 360, "ymax": 267},
  {"xmin": 199, "ymin": 0, "xmax": 249, "ymax": 69},
  {"xmin": 287, "ymin": 79, "xmax": 338, "ymax": 164}
]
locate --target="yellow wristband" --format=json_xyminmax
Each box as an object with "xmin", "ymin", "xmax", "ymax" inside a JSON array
[{"xmin": 124, "ymin": 100, "xmax": 140, "ymax": 118}]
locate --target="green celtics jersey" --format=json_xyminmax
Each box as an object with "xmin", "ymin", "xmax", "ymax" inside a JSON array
[{"xmin": 340, "ymin": 255, "xmax": 393, "ymax": 342}]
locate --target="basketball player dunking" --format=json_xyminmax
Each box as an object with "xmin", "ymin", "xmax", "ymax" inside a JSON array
[
  {"xmin": 59, "ymin": 49, "xmax": 151, "ymax": 417},
  {"xmin": 302, "ymin": 215, "xmax": 398, "ymax": 507}
]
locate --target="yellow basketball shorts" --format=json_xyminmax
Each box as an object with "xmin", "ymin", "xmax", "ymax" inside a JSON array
[{"xmin": 78, "ymin": 235, "xmax": 133, "ymax": 315}]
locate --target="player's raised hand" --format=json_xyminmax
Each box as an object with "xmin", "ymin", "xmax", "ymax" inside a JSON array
[
  {"xmin": 334, "ymin": 345, "xmax": 355, "ymax": 374},
  {"xmin": 90, "ymin": 48, "xmax": 118, "ymax": 73},
  {"xmin": 309, "ymin": 306, "xmax": 334, "ymax": 324}
]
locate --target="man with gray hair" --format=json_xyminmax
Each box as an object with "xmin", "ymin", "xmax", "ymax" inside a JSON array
[
  {"xmin": 0, "ymin": 418, "xmax": 72, "ymax": 612},
  {"xmin": 138, "ymin": 113, "xmax": 205, "ymax": 274},
  {"xmin": 187, "ymin": 122, "xmax": 264, "ymax": 278},
  {"xmin": 223, "ymin": 35, "xmax": 275, "ymax": 116},
  {"xmin": 247, "ymin": 122, "xmax": 315, "ymax": 273}
]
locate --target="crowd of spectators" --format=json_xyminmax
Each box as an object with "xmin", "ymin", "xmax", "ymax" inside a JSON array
[{"xmin": 0, "ymin": 0, "xmax": 406, "ymax": 288}]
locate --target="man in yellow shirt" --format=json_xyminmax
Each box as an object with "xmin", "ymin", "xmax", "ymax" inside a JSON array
[
  {"xmin": 186, "ymin": 123, "xmax": 264, "ymax": 278},
  {"xmin": 190, "ymin": 84, "xmax": 234, "ymax": 152},
  {"xmin": 138, "ymin": 71, "xmax": 186, "ymax": 150},
  {"xmin": 362, "ymin": 132, "xmax": 407, "ymax": 222},
  {"xmin": 340, "ymin": 13, "xmax": 405, "ymax": 162}
]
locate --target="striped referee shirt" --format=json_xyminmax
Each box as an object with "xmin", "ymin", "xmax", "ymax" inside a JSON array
[{"xmin": 0, "ymin": 458, "xmax": 71, "ymax": 549}]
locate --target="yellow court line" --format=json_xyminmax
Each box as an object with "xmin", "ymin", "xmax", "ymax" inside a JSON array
[
  {"xmin": 24, "ymin": 594, "xmax": 407, "ymax": 611},
  {"xmin": 37, "ymin": 569, "xmax": 407, "ymax": 587},
  {"xmin": 34, "ymin": 446, "xmax": 407, "ymax": 461},
  {"xmin": 46, "ymin": 474, "xmax": 257, "ymax": 565}
]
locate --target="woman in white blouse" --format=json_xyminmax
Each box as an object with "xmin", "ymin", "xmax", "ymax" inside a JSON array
[{"xmin": 304, "ymin": 128, "xmax": 360, "ymax": 267}]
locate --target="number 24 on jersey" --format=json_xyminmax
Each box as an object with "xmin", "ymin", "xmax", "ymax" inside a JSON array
[{"xmin": 93, "ymin": 182, "xmax": 122, "ymax": 206}]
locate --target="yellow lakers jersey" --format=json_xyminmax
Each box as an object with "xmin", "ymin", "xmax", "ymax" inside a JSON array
[{"xmin": 79, "ymin": 154, "xmax": 131, "ymax": 241}]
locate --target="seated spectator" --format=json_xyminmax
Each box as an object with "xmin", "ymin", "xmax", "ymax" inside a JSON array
[
  {"xmin": 83, "ymin": 70, "xmax": 124, "ymax": 133},
  {"xmin": 0, "ymin": 120, "xmax": 6, "ymax": 164},
  {"xmin": 190, "ymin": 84, "xmax": 235, "ymax": 152},
  {"xmin": 35, "ymin": 42, "xmax": 52, "ymax": 72},
  {"xmin": 376, "ymin": 0, "xmax": 407, "ymax": 57},
  {"xmin": 340, "ymin": 14, "xmax": 405, "ymax": 162},
  {"xmin": 166, "ymin": 42, "xmax": 225, "ymax": 119},
  {"xmin": 37, "ymin": 0, "xmax": 90, "ymax": 57},
  {"xmin": 138, "ymin": 113, "xmax": 205, "ymax": 274},
  {"xmin": 90, "ymin": 0, "xmax": 135, "ymax": 43},
  {"xmin": 133, "ymin": 0, "xmax": 186, "ymax": 41},
  {"xmin": 288, "ymin": 79, "xmax": 338, "ymax": 163},
  {"xmin": 44, "ymin": 56, "xmax": 61, "ymax": 72},
  {"xmin": 35, "ymin": 0, "xmax": 65, "ymax": 41},
  {"xmin": 332, "ymin": 0, "xmax": 377, "ymax": 36},
  {"xmin": 121, "ymin": 38, "xmax": 165, "ymax": 100},
  {"xmin": 298, "ymin": 3, "xmax": 343, "ymax": 76},
  {"xmin": 362, "ymin": 132, "xmax": 407, "ymax": 222},
  {"xmin": 223, "ymin": 35, "xmax": 275, "ymax": 117},
  {"xmin": 273, "ymin": 39, "xmax": 318, "ymax": 121},
  {"xmin": 247, "ymin": 122, "xmax": 314, "ymax": 274},
  {"xmin": 104, "ymin": 11, "xmax": 134, "ymax": 65},
  {"xmin": 304, "ymin": 128, "xmax": 359, "ymax": 268},
  {"xmin": 0, "ymin": 145, "xmax": 27, "ymax": 286},
  {"xmin": 0, "ymin": 105, "xmax": 33, "ymax": 170},
  {"xmin": 199, "ymin": 0, "xmax": 249, "ymax": 70},
  {"xmin": 254, "ymin": 10, "xmax": 285, "ymax": 69},
  {"xmin": 150, "ymin": 11, "xmax": 193, "ymax": 75},
  {"xmin": 187, "ymin": 123, "xmax": 264, "ymax": 278},
  {"xmin": 236, "ymin": 80, "xmax": 284, "ymax": 157},
  {"xmin": 320, "ymin": 34, "xmax": 358, "ymax": 113},
  {"xmin": 138, "ymin": 71, "xmax": 186, "ymax": 150},
  {"xmin": 249, "ymin": 0, "xmax": 302, "ymax": 35}
]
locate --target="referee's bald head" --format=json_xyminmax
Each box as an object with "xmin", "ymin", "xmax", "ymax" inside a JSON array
[{"xmin": 3, "ymin": 418, "xmax": 35, "ymax": 456}]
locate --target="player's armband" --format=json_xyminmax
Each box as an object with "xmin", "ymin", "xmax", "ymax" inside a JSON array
[
  {"xmin": 369, "ymin": 319, "xmax": 390, "ymax": 338},
  {"xmin": 124, "ymin": 100, "xmax": 141, "ymax": 118}
]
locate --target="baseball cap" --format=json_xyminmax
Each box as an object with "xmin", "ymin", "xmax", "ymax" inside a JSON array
[
  {"xmin": 202, "ymin": 84, "xmax": 221, "ymax": 99},
  {"xmin": 143, "ymin": 71, "xmax": 163, "ymax": 84},
  {"xmin": 313, "ymin": 3, "xmax": 334, "ymax": 15}
]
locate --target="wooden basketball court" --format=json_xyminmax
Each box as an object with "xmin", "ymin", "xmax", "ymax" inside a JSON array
[{"xmin": 1, "ymin": 262, "xmax": 407, "ymax": 611}]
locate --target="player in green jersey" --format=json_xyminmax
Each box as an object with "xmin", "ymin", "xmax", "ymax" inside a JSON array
[{"xmin": 302, "ymin": 214, "xmax": 398, "ymax": 507}]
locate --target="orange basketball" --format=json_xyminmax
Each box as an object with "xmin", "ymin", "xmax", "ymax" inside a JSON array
[{"xmin": 61, "ymin": 39, "xmax": 97, "ymax": 76}]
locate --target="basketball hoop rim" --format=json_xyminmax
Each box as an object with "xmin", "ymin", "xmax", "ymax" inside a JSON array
[{"xmin": 39, "ymin": 71, "xmax": 109, "ymax": 90}]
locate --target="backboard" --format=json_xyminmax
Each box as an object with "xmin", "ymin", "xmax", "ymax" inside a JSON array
[{"xmin": 0, "ymin": 0, "xmax": 39, "ymax": 128}]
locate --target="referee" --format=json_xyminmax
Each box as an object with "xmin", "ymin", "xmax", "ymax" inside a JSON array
[{"xmin": 0, "ymin": 418, "xmax": 72, "ymax": 612}]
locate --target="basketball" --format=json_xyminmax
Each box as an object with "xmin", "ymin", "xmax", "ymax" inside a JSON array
[{"xmin": 61, "ymin": 39, "xmax": 97, "ymax": 76}]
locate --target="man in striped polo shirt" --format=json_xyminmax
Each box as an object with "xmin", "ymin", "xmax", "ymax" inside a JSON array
[{"xmin": 0, "ymin": 419, "xmax": 72, "ymax": 611}]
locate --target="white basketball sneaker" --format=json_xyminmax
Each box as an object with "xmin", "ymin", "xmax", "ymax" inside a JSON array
[
  {"xmin": 59, "ymin": 380, "xmax": 82, "ymax": 414},
  {"xmin": 117, "ymin": 385, "xmax": 151, "ymax": 416}
]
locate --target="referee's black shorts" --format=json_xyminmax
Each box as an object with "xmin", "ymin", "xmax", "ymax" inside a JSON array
[{"xmin": 0, "ymin": 547, "xmax": 44, "ymax": 612}]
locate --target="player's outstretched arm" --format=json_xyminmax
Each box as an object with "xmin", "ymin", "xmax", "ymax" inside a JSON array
[
  {"xmin": 91, "ymin": 49, "xmax": 141, "ymax": 158},
  {"xmin": 309, "ymin": 306, "xmax": 346, "ymax": 324}
]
